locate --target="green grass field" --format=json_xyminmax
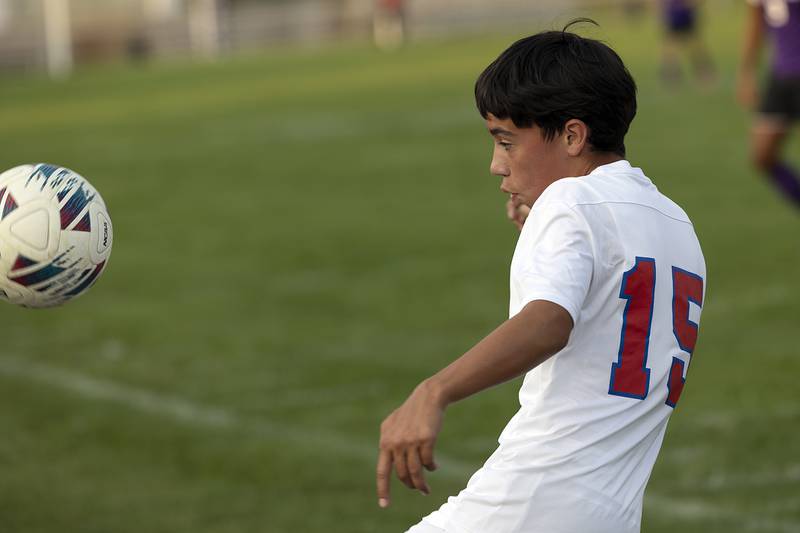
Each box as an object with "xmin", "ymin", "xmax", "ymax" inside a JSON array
[{"xmin": 0, "ymin": 4, "xmax": 798, "ymax": 532}]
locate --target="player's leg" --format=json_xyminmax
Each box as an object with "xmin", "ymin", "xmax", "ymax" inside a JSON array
[
  {"xmin": 660, "ymin": 7, "xmax": 697, "ymax": 86},
  {"xmin": 659, "ymin": 34, "xmax": 683, "ymax": 85},
  {"xmin": 687, "ymin": 34, "xmax": 716, "ymax": 85},
  {"xmin": 751, "ymin": 123, "xmax": 800, "ymax": 207},
  {"xmin": 681, "ymin": 5, "xmax": 715, "ymax": 84},
  {"xmin": 751, "ymin": 76, "xmax": 800, "ymax": 208}
]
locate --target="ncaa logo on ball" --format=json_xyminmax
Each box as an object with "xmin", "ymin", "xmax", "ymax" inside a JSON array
[{"xmin": 0, "ymin": 163, "xmax": 113, "ymax": 308}]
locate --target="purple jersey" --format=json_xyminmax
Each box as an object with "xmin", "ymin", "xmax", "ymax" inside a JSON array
[
  {"xmin": 663, "ymin": 0, "xmax": 693, "ymax": 17},
  {"xmin": 663, "ymin": 0, "xmax": 691, "ymax": 10},
  {"xmin": 756, "ymin": 0, "xmax": 800, "ymax": 77}
]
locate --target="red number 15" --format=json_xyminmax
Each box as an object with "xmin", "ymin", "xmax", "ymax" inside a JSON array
[{"xmin": 608, "ymin": 257, "xmax": 703, "ymax": 408}]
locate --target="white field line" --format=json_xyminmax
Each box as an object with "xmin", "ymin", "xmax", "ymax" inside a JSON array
[
  {"xmin": 0, "ymin": 355, "xmax": 476, "ymax": 477},
  {"xmin": 677, "ymin": 464, "xmax": 800, "ymax": 492},
  {"xmin": 693, "ymin": 404, "xmax": 800, "ymax": 431},
  {"xmin": 657, "ymin": 444, "xmax": 709, "ymax": 466},
  {"xmin": 261, "ymin": 381, "xmax": 387, "ymax": 412},
  {"xmin": 646, "ymin": 495, "xmax": 800, "ymax": 533},
  {"xmin": 763, "ymin": 498, "xmax": 800, "ymax": 513},
  {"xmin": 0, "ymin": 355, "xmax": 237, "ymax": 429},
  {"xmin": 1, "ymin": 354, "xmax": 799, "ymax": 530},
  {"xmin": 703, "ymin": 283, "xmax": 794, "ymax": 318}
]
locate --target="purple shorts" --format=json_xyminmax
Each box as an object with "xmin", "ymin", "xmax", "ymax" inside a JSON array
[
  {"xmin": 760, "ymin": 75, "xmax": 800, "ymax": 122},
  {"xmin": 665, "ymin": 7, "xmax": 696, "ymax": 34}
]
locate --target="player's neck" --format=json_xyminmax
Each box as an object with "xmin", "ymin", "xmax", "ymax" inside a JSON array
[{"xmin": 578, "ymin": 152, "xmax": 624, "ymax": 177}]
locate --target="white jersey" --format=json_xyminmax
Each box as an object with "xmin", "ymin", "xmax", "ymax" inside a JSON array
[{"xmin": 417, "ymin": 160, "xmax": 706, "ymax": 533}]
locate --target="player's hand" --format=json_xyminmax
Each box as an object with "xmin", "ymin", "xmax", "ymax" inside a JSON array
[
  {"xmin": 506, "ymin": 195, "xmax": 531, "ymax": 231},
  {"xmin": 736, "ymin": 70, "xmax": 758, "ymax": 109},
  {"xmin": 376, "ymin": 380, "xmax": 444, "ymax": 508}
]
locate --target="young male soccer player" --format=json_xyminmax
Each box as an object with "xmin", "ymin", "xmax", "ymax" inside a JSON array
[
  {"xmin": 376, "ymin": 25, "xmax": 707, "ymax": 533},
  {"xmin": 737, "ymin": 0, "xmax": 800, "ymax": 209},
  {"xmin": 658, "ymin": 0, "xmax": 716, "ymax": 85}
]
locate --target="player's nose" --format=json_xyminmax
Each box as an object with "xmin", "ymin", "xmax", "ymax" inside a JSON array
[{"xmin": 490, "ymin": 155, "xmax": 509, "ymax": 179}]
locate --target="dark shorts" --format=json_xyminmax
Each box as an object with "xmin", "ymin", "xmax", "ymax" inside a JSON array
[
  {"xmin": 665, "ymin": 8, "xmax": 696, "ymax": 35},
  {"xmin": 759, "ymin": 75, "xmax": 800, "ymax": 122}
]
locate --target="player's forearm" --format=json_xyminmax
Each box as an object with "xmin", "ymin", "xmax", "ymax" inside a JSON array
[
  {"xmin": 739, "ymin": 5, "xmax": 764, "ymax": 73},
  {"xmin": 425, "ymin": 300, "xmax": 573, "ymax": 408}
]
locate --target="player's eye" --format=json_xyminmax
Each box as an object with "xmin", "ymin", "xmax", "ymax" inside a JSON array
[{"xmin": 497, "ymin": 140, "xmax": 512, "ymax": 151}]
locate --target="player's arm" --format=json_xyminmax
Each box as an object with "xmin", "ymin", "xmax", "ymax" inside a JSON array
[
  {"xmin": 376, "ymin": 299, "xmax": 572, "ymax": 507},
  {"xmin": 737, "ymin": 3, "xmax": 765, "ymax": 108}
]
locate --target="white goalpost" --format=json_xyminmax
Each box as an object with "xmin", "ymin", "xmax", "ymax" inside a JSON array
[
  {"xmin": 187, "ymin": 0, "xmax": 220, "ymax": 59},
  {"xmin": 42, "ymin": 0, "xmax": 73, "ymax": 77},
  {"xmin": 0, "ymin": 0, "xmax": 9, "ymax": 32}
]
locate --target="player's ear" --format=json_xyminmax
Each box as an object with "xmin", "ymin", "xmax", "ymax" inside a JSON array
[{"xmin": 563, "ymin": 119, "xmax": 589, "ymax": 157}]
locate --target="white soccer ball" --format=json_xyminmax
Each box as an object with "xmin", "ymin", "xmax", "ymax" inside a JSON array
[{"xmin": 0, "ymin": 164, "xmax": 113, "ymax": 308}]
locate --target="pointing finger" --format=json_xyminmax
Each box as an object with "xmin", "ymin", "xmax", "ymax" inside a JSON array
[{"xmin": 376, "ymin": 449, "xmax": 392, "ymax": 508}]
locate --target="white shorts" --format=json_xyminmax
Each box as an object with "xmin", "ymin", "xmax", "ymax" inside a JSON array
[
  {"xmin": 405, "ymin": 522, "xmax": 444, "ymax": 533},
  {"xmin": 402, "ymin": 489, "xmax": 639, "ymax": 533}
]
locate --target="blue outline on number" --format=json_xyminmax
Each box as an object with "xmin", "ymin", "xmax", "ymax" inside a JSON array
[
  {"xmin": 608, "ymin": 256, "xmax": 655, "ymax": 400},
  {"xmin": 665, "ymin": 356, "xmax": 686, "ymax": 408},
  {"xmin": 671, "ymin": 266, "xmax": 704, "ymax": 354},
  {"xmin": 667, "ymin": 266, "xmax": 703, "ymax": 408}
]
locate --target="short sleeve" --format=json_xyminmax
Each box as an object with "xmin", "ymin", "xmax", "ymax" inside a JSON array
[{"xmin": 512, "ymin": 201, "xmax": 594, "ymax": 324}]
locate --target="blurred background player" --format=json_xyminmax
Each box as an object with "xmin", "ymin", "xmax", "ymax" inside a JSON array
[
  {"xmin": 659, "ymin": 0, "xmax": 716, "ymax": 85},
  {"xmin": 373, "ymin": 0, "xmax": 407, "ymax": 50},
  {"xmin": 737, "ymin": 0, "xmax": 800, "ymax": 209}
]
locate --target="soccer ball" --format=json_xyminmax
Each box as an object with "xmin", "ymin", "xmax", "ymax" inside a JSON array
[{"xmin": 0, "ymin": 164, "xmax": 113, "ymax": 308}]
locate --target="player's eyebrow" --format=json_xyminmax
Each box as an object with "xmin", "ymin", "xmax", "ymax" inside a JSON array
[{"xmin": 489, "ymin": 127, "xmax": 515, "ymax": 137}]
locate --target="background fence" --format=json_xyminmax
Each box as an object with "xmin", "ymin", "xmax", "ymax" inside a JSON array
[{"xmin": 0, "ymin": 0, "xmax": 634, "ymax": 76}]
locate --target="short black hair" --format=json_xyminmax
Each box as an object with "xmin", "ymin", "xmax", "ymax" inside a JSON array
[{"xmin": 475, "ymin": 20, "xmax": 637, "ymax": 157}]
